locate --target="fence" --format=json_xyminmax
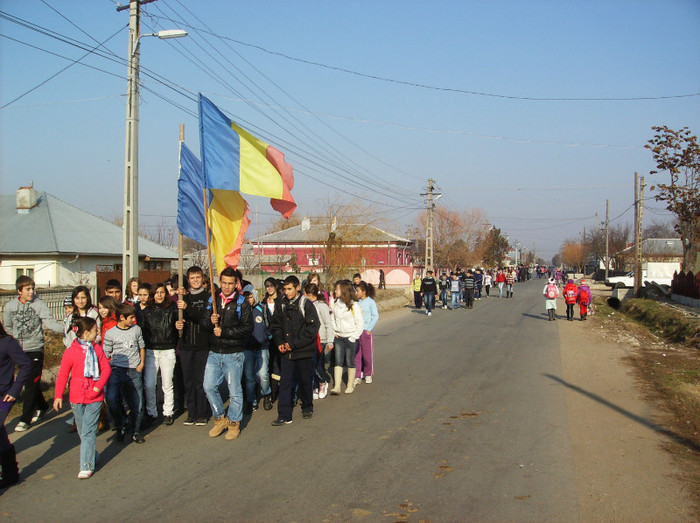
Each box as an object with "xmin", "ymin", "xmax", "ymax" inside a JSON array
[
  {"xmin": 0, "ymin": 287, "xmax": 88, "ymax": 322},
  {"xmin": 671, "ymin": 271, "xmax": 700, "ymax": 300}
]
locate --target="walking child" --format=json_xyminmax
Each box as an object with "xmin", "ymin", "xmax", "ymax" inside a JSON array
[
  {"xmin": 270, "ymin": 276, "xmax": 320, "ymax": 425},
  {"xmin": 577, "ymin": 280, "xmax": 591, "ymax": 321},
  {"xmin": 563, "ymin": 279, "xmax": 578, "ymax": 321},
  {"xmin": 355, "ymin": 281, "xmax": 378, "ymax": 384},
  {"xmin": 543, "ymin": 278, "xmax": 559, "ymax": 321},
  {"xmin": 242, "ymin": 291, "xmax": 273, "ymax": 413},
  {"xmin": 304, "ymin": 283, "xmax": 333, "ymax": 400},
  {"xmin": 103, "ymin": 302, "xmax": 146, "ymax": 443},
  {"xmin": 53, "ymin": 317, "xmax": 111, "ymax": 478},
  {"xmin": 330, "ymin": 280, "xmax": 364, "ymax": 395}
]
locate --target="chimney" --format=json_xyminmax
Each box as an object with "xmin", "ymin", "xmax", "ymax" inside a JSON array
[
  {"xmin": 301, "ymin": 217, "xmax": 311, "ymax": 231},
  {"xmin": 16, "ymin": 183, "xmax": 38, "ymax": 214}
]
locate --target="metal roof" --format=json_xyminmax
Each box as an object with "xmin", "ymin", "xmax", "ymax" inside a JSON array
[
  {"xmin": 0, "ymin": 192, "xmax": 177, "ymax": 259},
  {"xmin": 253, "ymin": 223, "xmax": 411, "ymax": 244}
]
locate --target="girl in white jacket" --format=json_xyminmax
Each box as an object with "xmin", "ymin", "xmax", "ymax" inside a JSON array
[{"xmin": 331, "ymin": 280, "xmax": 364, "ymax": 395}]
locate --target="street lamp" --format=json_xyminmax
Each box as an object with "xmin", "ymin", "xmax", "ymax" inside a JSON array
[{"xmin": 121, "ymin": 0, "xmax": 186, "ymax": 286}]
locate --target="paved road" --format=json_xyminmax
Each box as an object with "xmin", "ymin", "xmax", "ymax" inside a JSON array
[{"xmin": 1, "ymin": 280, "xmax": 580, "ymax": 521}]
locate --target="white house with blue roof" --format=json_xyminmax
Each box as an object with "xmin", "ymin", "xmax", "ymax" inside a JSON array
[{"xmin": 0, "ymin": 185, "xmax": 177, "ymax": 289}]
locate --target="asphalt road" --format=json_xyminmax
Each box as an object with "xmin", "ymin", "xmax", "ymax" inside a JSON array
[{"xmin": 1, "ymin": 280, "xmax": 581, "ymax": 521}]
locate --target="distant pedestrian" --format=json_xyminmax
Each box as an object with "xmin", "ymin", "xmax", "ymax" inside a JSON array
[
  {"xmin": 543, "ymin": 278, "xmax": 559, "ymax": 321},
  {"xmin": 420, "ymin": 270, "xmax": 437, "ymax": 316},
  {"xmin": 412, "ymin": 274, "xmax": 423, "ymax": 309},
  {"xmin": 577, "ymin": 280, "xmax": 592, "ymax": 321},
  {"xmin": 355, "ymin": 281, "xmax": 378, "ymax": 384},
  {"xmin": 495, "ymin": 270, "xmax": 506, "ymax": 297},
  {"xmin": 563, "ymin": 279, "xmax": 578, "ymax": 321},
  {"xmin": 330, "ymin": 280, "xmax": 364, "ymax": 395},
  {"xmin": 53, "ymin": 317, "xmax": 111, "ymax": 479},
  {"xmin": 438, "ymin": 273, "xmax": 450, "ymax": 308},
  {"xmin": 449, "ymin": 273, "xmax": 462, "ymax": 309},
  {"xmin": 378, "ymin": 269, "xmax": 386, "ymax": 290},
  {"xmin": 483, "ymin": 271, "xmax": 492, "ymax": 297}
]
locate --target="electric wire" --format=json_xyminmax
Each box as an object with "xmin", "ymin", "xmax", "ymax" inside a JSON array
[{"xmin": 140, "ymin": 12, "xmax": 700, "ymax": 103}]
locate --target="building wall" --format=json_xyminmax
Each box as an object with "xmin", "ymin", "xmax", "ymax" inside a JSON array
[{"xmin": 0, "ymin": 256, "xmax": 172, "ymax": 289}]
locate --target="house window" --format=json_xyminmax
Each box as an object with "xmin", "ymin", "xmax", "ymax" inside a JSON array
[
  {"xmin": 307, "ymin": 255, "xmax": 319, "ymax": 266},
  {"xmin": 144, "ymin": 261, "xmax": 164, "ymax": 270},
  {"xmin": 397, "ymin": 253, "xmax": 402, "ymax": 265},
  {"xmin": 15, "ymin": 267, "xmax": 34, "ymax": 279}
]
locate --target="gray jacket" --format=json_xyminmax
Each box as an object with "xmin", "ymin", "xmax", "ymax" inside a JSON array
[{"xmin": 3, "ymin": 296, "xmax": 63, "ymax": 353}]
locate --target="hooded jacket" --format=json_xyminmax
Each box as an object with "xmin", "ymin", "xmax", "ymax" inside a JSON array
[
  {"xmin": 271, "ymin": 294, "xmax": 320, "ymax": 360},
  {"xmin": 3, "ymin": 295, "xmax": 63, "ymax": 353}
]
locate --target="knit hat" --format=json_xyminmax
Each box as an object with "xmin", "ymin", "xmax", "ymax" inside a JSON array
[
  {"xmin": 548, "ymin": 278, "xmax": 555, "ymax": 284},
  {"xmin": 580, "ymin": 279, "xmax": 586, "ymax": 285},
  {"xmin": 568, "ymin": 279, "xmax": 574, "ymax": 284}
]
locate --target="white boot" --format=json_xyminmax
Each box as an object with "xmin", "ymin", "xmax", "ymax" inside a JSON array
[
  {"xmin": 330, "ymin": 366, "xmax": 343, "ymax": 395},
  {"xmin": 345, "ymin": 368, "xmax": 356, "ymax": 394}
]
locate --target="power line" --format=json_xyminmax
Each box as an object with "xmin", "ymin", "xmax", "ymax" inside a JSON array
[{"xmin": 140, "ymin": 12, "xmax": 700, "ymax": 103}]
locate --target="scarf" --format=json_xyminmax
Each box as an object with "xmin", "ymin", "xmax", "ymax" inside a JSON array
[{"xmin": 78, "ymin": 338, "xmax": 100, "ymax": 381}]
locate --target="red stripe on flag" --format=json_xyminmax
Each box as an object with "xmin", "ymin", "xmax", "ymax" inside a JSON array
[{"xmin": 266, "ymin": 145, "xmax": 296, "ymax": 219}]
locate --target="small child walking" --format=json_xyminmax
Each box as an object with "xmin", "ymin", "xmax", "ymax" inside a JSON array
[
  {"xmin": 53, "ymin": 317, "xmax": 111, "ymax": 479},
  {"xmin": 543, "ymin": 278, "xmax": 559, "ymax": 321}
]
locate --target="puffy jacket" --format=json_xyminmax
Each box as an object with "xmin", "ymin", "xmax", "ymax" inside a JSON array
[
  {"xmin": 271, "ymin": 295, "xmax": 320, "ymax": 360},
  {"xmin": 563, "ymin": 283, "xmax": 578, "ymax": 304},
  {"xmin": 141, "ymin": 303, "xmax": 178, "ymax": 350},
  {"xmin": 54, "ymin": 339, "xmax": 111, "ymax": 404},
  {"xmin": 420, "ymin": 277, "xmax": 438, "ymax": 293},
  {"xmin": 207, "ymin": 293, "xmax": 253, "ymax": 353},
  {"xmin": 181, "ymin": 288, "xmax": 211, "ymax": 351},
  {"xmin": 0, "ymin": 335, "xmax": 32, "ymax": 399}
]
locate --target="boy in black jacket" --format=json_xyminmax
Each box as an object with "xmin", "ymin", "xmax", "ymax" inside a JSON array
[
  {"xmin": 270, "ymin": 275, "xmax": 320, "ymax": 426},
  {"xmin": 176, "ymin": 266, "xmax": 212, "ymax": 426},
  {"xmin": 202, "ymin": 267, "xmax": 253, "ymax": 440}
]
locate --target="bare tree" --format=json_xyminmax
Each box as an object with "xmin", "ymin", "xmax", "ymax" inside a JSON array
[{"xmin": 646, "ymin": 126, "xmax": 700, "ymax": 270}]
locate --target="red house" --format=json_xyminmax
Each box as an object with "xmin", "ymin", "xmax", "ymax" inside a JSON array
[{"xmin": 251, "ymin": 221, "xmax": 414, "ymax": 286}]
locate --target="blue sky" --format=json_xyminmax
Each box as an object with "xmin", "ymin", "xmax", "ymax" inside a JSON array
[{"xmin": 1, "ymin": 0, "xmax": 699, "ymax": 260}]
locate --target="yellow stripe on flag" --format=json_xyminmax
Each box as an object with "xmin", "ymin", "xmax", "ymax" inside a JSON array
[
  {"xmin": 230, "ymin": 122, "xmax": 284, "ymax": 199},
  {"xmin": 208, "ymin": 189, "xmax": 250, "ymax": 271}
]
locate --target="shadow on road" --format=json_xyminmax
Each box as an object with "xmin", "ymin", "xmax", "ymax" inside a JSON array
[
  {"xmin": 522, "ymin": 312, "xmax": 552, "ymax": 321},
  {"xmin": 544, "ymin": 373, "xmax": 700, "ymax": 453}
]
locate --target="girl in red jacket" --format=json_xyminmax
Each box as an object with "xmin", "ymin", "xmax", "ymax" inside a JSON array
[{"xmin": 53, "ymin": 317, "xmax": 111, "ymax": 479}]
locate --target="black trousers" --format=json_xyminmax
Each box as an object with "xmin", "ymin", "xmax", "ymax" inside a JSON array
[
  {"xmin": 464, "ymin": 289, "xmax": 475, "ymax": 309},
  {"xmin": 180, "ymin": 350, "xmax": 211, "ymax": 419},
  {"xmin": 20, "ymin": 352, "xmax": 48, "ymax": 424},
  {"xmin": 278, "ymin": 356, "xmax": 314, "ymax": 421}
]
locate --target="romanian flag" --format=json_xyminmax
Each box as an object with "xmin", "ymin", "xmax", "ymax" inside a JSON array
[
  {"xmin": 208, "ymin": 189, "xmax": 251, "ymax": 271},
  {"xmin": 176, "ymin": 141, "xmax": 250, "ymax": 270},
  {"xmin": 198, "ymin": 94, "xmax": 296, "ymax": 219}
]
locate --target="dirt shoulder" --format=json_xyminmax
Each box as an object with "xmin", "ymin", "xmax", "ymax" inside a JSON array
[{"xmin": 557, "ymin": 298, "xmax": 698, "ymax": 520}]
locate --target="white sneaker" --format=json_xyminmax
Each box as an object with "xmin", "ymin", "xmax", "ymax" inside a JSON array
[
  {"xmin": 428, "ymin": 311, "xmax": 432, "ymax": 316},
  {"xmin": 14, "ymin": 421, "xmax": 29, "ymax": 432},
  {"xmin": 77, "ymin": 470, "xmax": 93, "ymax": 479},
  {"xmin": 365, "ymin": 376, "xmax": 373, "ymax": 384},
  {"xmin": 318, "ymin": 382, "xmax": 328, "ymax": 399},
  {"xmin": 353, "ymin": 377, "xmax": 362, "ymax": 387},
  {"xmin": 312, "ymin": 390, "xmax": 319, "ymax": 400},
  {"xmin": 31, "ymin": 409, "xmax": 46, "ymax": 423}
]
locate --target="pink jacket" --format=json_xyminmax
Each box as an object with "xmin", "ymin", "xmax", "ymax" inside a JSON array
[{"xmin": 54, "ymin": 339, "xmax": 111, "ymax": 404}]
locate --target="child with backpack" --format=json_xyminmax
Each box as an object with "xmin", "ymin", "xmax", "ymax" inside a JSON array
[
  {"xmin": 563, "ymin": 279, "xmax": 578, "ymax": 321},
  {"xmin": 543, "ymin": 278, "xmax": 559, "ymax": 321},
  {"xmin": 242, "ymin": 291, "xmax": 272, "ymax": 413},
  {"xmin": 577, "ymin": 280, "xmax": 592, "ymax": 321},
  {"xmin": 53, "ymin": 317, "xmax": 111, "ymax": 479}
]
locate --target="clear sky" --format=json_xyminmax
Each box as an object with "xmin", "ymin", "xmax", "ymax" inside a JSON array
[{"xmin": 1, "ymin": 0, "xmax": 699, "ymax": 261}]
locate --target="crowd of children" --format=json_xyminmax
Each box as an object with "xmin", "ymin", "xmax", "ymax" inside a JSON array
[{"xmin": 0, "ymin": 268, "xmax": 379, "ymax": 483}]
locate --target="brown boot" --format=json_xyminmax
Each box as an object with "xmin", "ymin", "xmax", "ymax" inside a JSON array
[
  {"xmin": 208, "ymin": 416, "xmax": 228, "ymax": 438},
  {"xmin": 224, "ymin": 420, "xmax": 240, "ymax": 440}
]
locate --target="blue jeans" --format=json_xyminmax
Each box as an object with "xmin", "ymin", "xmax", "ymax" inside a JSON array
[
  {"xmin": 71, "ymin": 401, "xmax": 102, "ymax": 471},
  {"xmin": 203, "ymin": 351, "xmax": 244, "ymax": 422},
  {"xmin": 106, "ymin": 366, "xmax": 144, "ymax": 433},
  {"xmin": 451, "ymin": 291, "xmax": 460, "ymax": 309},
  {"xmin": 243, "ymin": 348, "xmax": 271, "ymax": 406},
  {"xmin": 423, "ymin": 292, "xmax": 435, "ymax": 312},
  {"xmin": 440, "ymin": 289, "xmax": 448, "ymax": 306},
  {"xmin": 333, "ymin": 336, "xmax": 357, "ymax": 368}
]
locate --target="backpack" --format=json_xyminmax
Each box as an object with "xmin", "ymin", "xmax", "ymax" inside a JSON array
[
  {"xmin": 546, "ymin": 284, "xmax": 558, "ymax": 299},
  {"xmin": 578, "ymin": 289, "xmax": 589, "ymax": 305}
]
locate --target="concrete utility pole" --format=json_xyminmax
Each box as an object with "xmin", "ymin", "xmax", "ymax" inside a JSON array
[
  {"xmin": 605, "ymin": 199, "xmax": 610, "ymax": 280},
  {"xmin": 421, "ymin": 179, "xmax": 440, "ymax": 273},
  {"xmin": 633, "ymin": 173, "xmax": 645, "ymax": 295},
  {"xmin": 118, "ymin": 0, "xmax": 186, "ymax": 287},
  {"xmin": 120, "ymin": 0, "xmax": 142, "ymax": 285}
]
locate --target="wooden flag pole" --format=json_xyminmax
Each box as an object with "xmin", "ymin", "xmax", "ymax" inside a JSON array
[
  {"xmin": 177, "ymin": 124, "xmax": 185, "ymax": 337},
  {"xmin": 203, "ymin": 187, "xmax": 218, "ymax": 321}
]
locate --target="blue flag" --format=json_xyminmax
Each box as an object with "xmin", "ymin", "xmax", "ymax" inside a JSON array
[{"xmin": 177, "ymin": 142, "xmax": 207, "ymax": 246}]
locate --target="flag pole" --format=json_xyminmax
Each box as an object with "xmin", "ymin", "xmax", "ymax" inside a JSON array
[
  {"xmin": 202, "ymin": 188, "xmax": 218, "ymax": 320},
  {"xmin": 177, "ymin": 124, "xmax": 185, "ymax": 337}
]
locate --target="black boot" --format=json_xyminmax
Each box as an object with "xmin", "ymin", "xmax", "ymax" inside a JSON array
[{"xmin": 0, "ymin": 445, "xmax": 20, "ymax": 488}]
